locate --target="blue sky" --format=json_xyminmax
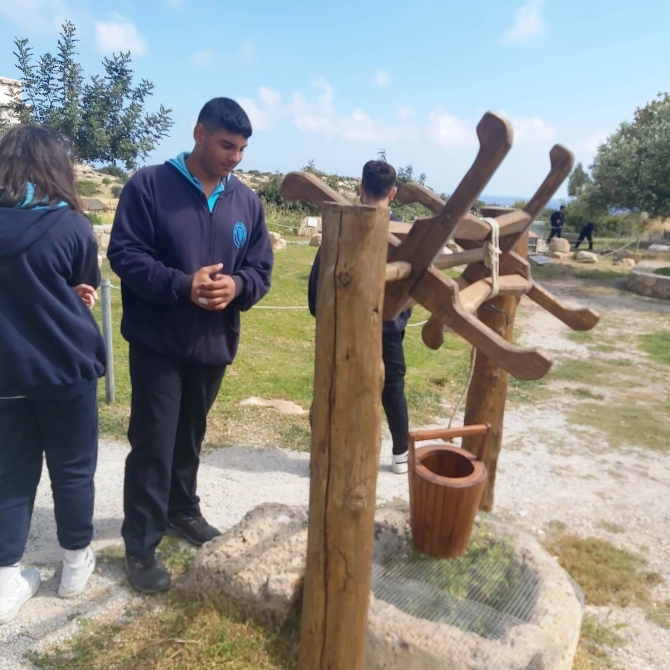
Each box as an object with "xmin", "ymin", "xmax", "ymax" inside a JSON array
[{"xmin": 0, "ymin": 0, "xmax": 668, "ymax": 198}]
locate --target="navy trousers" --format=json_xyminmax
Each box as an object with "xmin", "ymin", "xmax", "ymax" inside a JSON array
[
  {"xmin": 382, "ymin": 330, "xmax": 410, "ymax": 455},
  {"xmin": 122, "ymin": 344, "xmax": 226, "ymax": 560},
  {"xmin": 0, "ymin": 382, "xmax": 98, "ymax": 567}
]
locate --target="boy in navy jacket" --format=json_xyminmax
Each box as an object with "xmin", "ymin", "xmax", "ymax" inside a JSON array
[
  {"xmin": 108, "ymin": 98, "xmax": 273, "ymax": 593},
  {"xmin": 308, "ymin": 161, "xmax": 412, "ymax": 474}
]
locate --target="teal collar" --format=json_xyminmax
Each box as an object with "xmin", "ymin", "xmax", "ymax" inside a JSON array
[
  {"xmin": 168, "ymin": 152, "xmax": 231, "ymax": 213},
  {"xmin": 11, "ymin": 183, "xmax": 68, "ymax": 209}
]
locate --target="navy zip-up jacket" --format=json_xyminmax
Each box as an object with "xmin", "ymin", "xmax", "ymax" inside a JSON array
[
  {"xmin": 108, "ymin": 162, "xmax": 273, "ymax": 365},
  {"xmin": 550, "ymin": 210, "xmax": 565, "ymax": 228},
  {"xmin": 307, "ymin": 212, "xmax": 412, "ymax": 334},
  {"xmin": 0, "ymin": 206, "xmax": 106, "ymax": 398}
]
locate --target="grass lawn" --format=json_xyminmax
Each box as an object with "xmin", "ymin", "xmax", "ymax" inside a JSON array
[{"xmin": 96, "ymin": 245, "xmax": 471, "ymax": 450}]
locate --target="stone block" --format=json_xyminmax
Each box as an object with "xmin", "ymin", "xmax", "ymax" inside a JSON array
[{"xmin": 549, "ymin": 238, "xmax": 571, "ymax": 253}]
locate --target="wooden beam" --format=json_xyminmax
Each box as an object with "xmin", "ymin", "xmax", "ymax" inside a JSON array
[
  {"xmin": 458, "ymin": 275, "xmax": 533, "ymax": 314},
  {"xmin": 433, "ymin": 247, "xmax": 487, "ymax": 270},
  {"xmin": 385, "ymin": 261, "xmax": 413, "ymax": 282},
  {"xmin": 299, "ymin": 203, "xmax": 389, "ymax": 670},
  {"xmin": 461, "ymin": 235, "xmax": 529, "ymax": 512}
]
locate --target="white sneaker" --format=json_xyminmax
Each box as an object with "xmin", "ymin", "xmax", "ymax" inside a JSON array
[
  {"xmin": 0, "ymin": 568, "xmax": 41, "ymax": 624},
  {"xmin": 58, "ymin": 547, "xmax": 96, "ymax": 599},
  {"xmin": 392, "ymin": 451, "xmax": 409, "ymax": 475}
]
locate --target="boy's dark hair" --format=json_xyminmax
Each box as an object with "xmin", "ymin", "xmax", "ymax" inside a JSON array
[
  {"xmin": 198, "ymin": 98, "xmax": 253, "ymax": 138},
  {"xmin": 560, "ymin": 205, "xmax": 566, "ymax": 210},
  {"xmin": 362, "ymin": 160, "xmax": 397, "ymax": 200},
  {"xmin": 0, "ymin": 125, "xmax": 82, "ymax": 212}
]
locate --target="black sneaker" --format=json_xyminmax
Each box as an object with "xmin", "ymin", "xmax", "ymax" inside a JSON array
[
  {"xmin": 125, "ymin": 553, "xmax": 171, "ymax": 594},
  {"xmin": 167, "ymin": 514, "xmax": 221, "ymax": 548}
]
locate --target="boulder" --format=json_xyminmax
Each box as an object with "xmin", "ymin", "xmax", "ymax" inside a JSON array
[
  {"xmin": 549, "ymin": 238, "xmax": 571, "ymax": 253},
  {"xmin": 309, "ymin": 234, "xmax": 322, "ymax": 248},
  {"xmin": 188, "ymin": 504, "xmax": 583, "ymax": 670},
  {"xmin": 299, "ymin": 216, "xmax": 322, "ymax": 237},
  {"xmin": 614, "ymin": 258, "xmax": 637, "ymax": 268},
  {"xmin": 575, "ymin": 251, "xmax": 599, "ymax": 264},
  {"xmin": 268, "ymin": 231, "xmax": 288, "ymax": 251}
]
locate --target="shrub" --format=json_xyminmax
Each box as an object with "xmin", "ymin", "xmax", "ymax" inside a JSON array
[
  {"xmin": 76, "ymin": 180, "xmax": 102, "ymax": 197},
  {"xmin": 87, "ymin": 213, "xmax": 103, "ymax": 226},
  {"xmin": 111, "ymin": 185, "xmax": 123, "ymax": 198},
  {"xmin": 99, "ymin": 165, "xmax": 129, "ymax": 181}
]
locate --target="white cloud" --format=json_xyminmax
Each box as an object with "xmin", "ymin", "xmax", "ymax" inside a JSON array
[
  {"xmin": 94, "ymin": 13, "xmax": 148, "ymax": 56},
  {"xmin": 374, "ymin": 69, "xmax": 391, "ymax": 87},
  {"xmin": 240, "ymin": 78, "xmax": 416, "ymax": 143},
  {"xmin": 509, "ymin": 115, "xmax": 556, "ymax": 146},
  {"xmin": 239, "ymin": 87, "xmax": 283, "ymax": 131},
  {"xmin": 397, "ymin": 105, "xmax": 416, "ymax": 121},
  {"xmin": 190, "ymin": 49, "xmax": 215, "ymax": 69},
  {"xmin": 0, "ymin": 0, "xmax": 70, "ymax": 33},
  {"xmin": 503, "ymin": 0, "xmax": 546, "ymax": 45},
  {"xmin": 427, "ymin": 109, "xmax": 476, "ymax": 149}
]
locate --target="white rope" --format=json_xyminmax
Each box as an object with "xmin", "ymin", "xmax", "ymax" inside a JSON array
[
  {"xmin": 447, "ymin": 346, "xmax": 477, "ymax": 432},
  {"xmin": 406, "ymin": 319, "xmax": 429, "ymax": 328},
  {"xmin": 600, "ymin": 237, "xmax": 640, "ymax": 258},
  {"xmin": 482, "ymin": 217, "xmax": 501, "ymax": 299}
]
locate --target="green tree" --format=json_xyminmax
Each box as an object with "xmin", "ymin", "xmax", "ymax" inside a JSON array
[
  {"xmin": 3, "ymin": 21, "xmax": 172, "ymax": 170},
  {"xmin": 567, "ymin": 162, "xmax": 591, "ymax": 198},
  {"xmin": 589, "ymin": 94, "xmax": 670, "ymax": 217}
]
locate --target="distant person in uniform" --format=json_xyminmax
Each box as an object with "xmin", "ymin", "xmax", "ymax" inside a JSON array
[
  {"xmin": 308, "ymin": 161, "xmax": 412, "ymax": 475},
  {"xmin": 548, "ymin": 205, "xmax": 566, "ymax": 241},
  {"xmin": 574, "ymin": 222, "xmax": 595, "ymax": 251}
]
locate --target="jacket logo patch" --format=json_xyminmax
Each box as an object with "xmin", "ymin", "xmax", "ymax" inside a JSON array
[{"xmin": 233, "ymin": 221, "xmax": 247, "ymax": 248}]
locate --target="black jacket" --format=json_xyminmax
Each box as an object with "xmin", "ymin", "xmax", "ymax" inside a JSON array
[
  {"xmin": 0, "ymin": 206, "xmax": 105, "ymax": 398},
  {"xmin": 108, "ymin": 165, "xmax": 273, "ymax": 365},
  {"xmin": 550, "ymin": 210, "xmax": 565, "ymax": 228}
]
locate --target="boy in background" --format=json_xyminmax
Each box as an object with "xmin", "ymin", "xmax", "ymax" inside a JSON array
[{"xmin": 308, "ymin": 161, "xmax": 411, "ymax": 474}]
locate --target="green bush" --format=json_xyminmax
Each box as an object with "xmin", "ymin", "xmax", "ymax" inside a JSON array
[
  {"xmin": 99, "ymin": 165, "xmax": 129, "ymax": 182},
  {"xmin": 256, "ymin": 172, "xmax": 319, "ymax": 215},
  {"xmin": 102, "ymin": 177, "xmax": 111, "ymax": 186},
  {"xmin": 111, "ymin": 185, "xmax": 123, "ymax": 198},
  {"xmin": 87, "ymin": 212, "xmax": 103, "ymax": 226},
  {"xmin": 76, "ymin": 180, "xmax": 102, "ymax": 197}
]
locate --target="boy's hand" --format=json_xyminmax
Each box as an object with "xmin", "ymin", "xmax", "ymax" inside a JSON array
[
  {"xmin": 190, "ymin": 264, "xmax": 237, "ymax": 310},
  {"xmin": 74, "ymin": 284, "xmax": 98, "ymax": 310}
]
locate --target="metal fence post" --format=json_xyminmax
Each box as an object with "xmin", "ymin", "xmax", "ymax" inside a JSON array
[{"xmin": 101, "ymin": 278, "xmax": 115, "ymax": 404}]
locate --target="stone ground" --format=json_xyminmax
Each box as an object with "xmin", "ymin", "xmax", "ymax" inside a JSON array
[{"xmin": 1, "ymin": 276, "xmax": 670, "ymax": 670}]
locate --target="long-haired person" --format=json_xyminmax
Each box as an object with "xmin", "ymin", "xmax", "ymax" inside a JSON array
[{"xmin": 0, "ymin": 125, "xmax": 105, "ymax": 623}]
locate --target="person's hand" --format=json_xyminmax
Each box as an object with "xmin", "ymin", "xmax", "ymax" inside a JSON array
[
  {"xmin": 74, "ymin": 284, "xmax": 98, "ymax": 310},
  {"xmin": 190, "ymin": 264, "xmax": 238, "ymax": 311}
]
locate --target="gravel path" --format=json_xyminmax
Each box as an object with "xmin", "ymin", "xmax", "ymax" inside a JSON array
[{"xmin": 2, "ymin": 277, "xmax": 670, "ymax": 669}]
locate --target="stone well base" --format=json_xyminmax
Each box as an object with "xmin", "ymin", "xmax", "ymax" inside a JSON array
[
  {"xmin": 187, "ymin": 504, "xmax": 583, "ymax": 670},
  {"xmin": 628, "ymin": 264, "xmax": 670, "ymax": 300}
]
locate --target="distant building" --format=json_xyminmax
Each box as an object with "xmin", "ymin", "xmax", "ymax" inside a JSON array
[{"xmin": 0, "ymin": 76, "xmax": 22, "ymax": 126}]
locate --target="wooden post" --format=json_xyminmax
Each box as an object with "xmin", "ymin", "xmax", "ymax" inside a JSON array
[
  {"xmin": 461, "ymin": 234, "xmax": 529, "ymax": 512},
  {"xmin": 299, "ymin": 202, "xmax": 389, "ymax": 670}
]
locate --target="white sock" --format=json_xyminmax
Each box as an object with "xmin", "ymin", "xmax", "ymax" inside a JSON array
[
  {"xmin": 0, "ymin": 563, "xmax": 20, "ymax": 588},
  {"xmin": 63, "ymin": 548, "xmax": 89, "ymax": 568}
]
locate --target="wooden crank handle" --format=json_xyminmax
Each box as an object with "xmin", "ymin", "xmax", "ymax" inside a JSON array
[
  {"xmin": 526, "ymin": 282, "xmax": 600, "ymax": 331},
  {"xmin": 409, "ymin": 424, "xmax": 491, "ymax": 463},
  {"xmin": 422, "ymin": 315, "xmax": 445, "ymax": 350},
  {"xmin": 502, "ymin": 145, "xmax": 574, "ymax": 252},
  {"xmin": 384, "ymin": 112, "xmax": 513, "ymax": 321},
  {"xmin": 279, "ymin": 171, "xmax": 350, "ymax": 208}
]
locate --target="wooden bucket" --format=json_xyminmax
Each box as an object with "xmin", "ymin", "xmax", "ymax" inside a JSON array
[{"xmin": 408, "ymin": 424, "xmax": 490, "ymax": 559}]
